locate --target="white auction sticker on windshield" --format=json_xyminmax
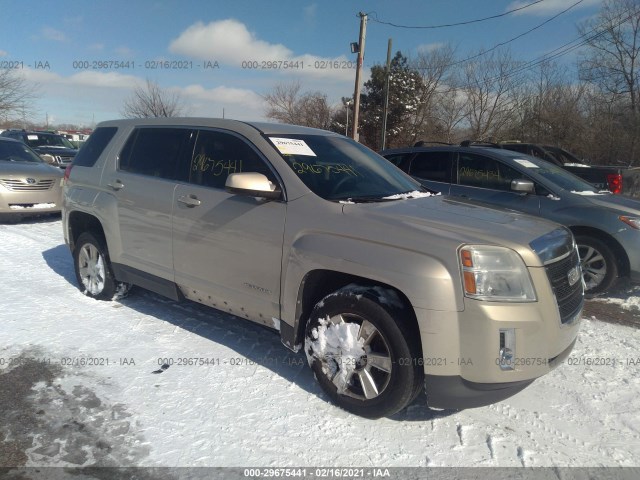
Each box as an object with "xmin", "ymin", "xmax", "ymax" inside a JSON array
[
  {"xmin": 27, "ymin": 135, "xmax": 39, "ymax": 140},
  {"xmin": 270, "ymin": 137, "xmax": 316, "ymax": 156},
  {"xmin": 514, "ymin": 159, "xmax": 539, "ymax": 168}
]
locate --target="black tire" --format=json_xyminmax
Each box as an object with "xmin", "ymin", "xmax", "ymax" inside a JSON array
[
  {"xmin": 73, "ymin": 232, "xmax": 129, "ymax": 300},
  {"xmin": 304, "ymin": 286, "xmax": 423, "ymax": 418},
  {"xmin": 575, "ymin": 235, "xmax": 618, "ymax": 294}
]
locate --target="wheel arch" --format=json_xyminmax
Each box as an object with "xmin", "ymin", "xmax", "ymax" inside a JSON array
[
  {"xmin": 67, "ymin": 211, "xmax": 106, "ymax": 251},
  {"xmin": 569, "ymin": 225, "xmax": 630, "ymax": 277},
  {"xmin": 282, "ymin": 269, "xmax": 422, "ymax": 358}
]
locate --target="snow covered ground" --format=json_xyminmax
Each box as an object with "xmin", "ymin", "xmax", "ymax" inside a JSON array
[{"xmin": 1, "ymin": 216, "xmax": 640, "ymax": 471}]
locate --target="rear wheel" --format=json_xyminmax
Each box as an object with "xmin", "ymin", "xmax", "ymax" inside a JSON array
[
  {"xmin": 575, "ymin": 235, "xmax": 617, "ymax": 294},
  {"xmin": 304, "ymin": 286, "xmax": 422, "ymax": 418},
  {"xmin": 73, "ymin": 232, "xmax": 130, "ymax": 300}
]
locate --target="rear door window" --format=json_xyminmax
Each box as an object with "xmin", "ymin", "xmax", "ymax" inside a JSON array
[
  {"xmin": 409, "ymin": 151, "xmax": 453, "ymax": 183},
  {"xmin": 119, "ymin": 127, "xmax": 194, "ymax": 179}
]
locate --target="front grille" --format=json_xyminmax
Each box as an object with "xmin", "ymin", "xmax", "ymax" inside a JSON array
[
  {"xmin": 0, "ymin": 179, "xmax": 55, "ymax": 191},
  {"xmin": 545, "ymin": 249, "xmax": 584, "ymax": 324}
]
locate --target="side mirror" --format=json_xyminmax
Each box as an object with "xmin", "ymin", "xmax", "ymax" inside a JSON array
[
  {"xmin": 225, "ymin": 172, "xmax": 282, "ymax": 200},
  {"xmin": 511, "ymin": 179, "xmax": 535, "ymax": 194}
]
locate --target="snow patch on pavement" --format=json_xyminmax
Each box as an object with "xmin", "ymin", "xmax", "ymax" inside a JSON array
[{"xmin": 1, "ymin": 217, "xmax": 640, "ymax": 468}]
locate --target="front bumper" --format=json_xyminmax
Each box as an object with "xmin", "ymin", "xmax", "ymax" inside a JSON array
[{"xmin": 425, "ymin": 337, "xmax": 577, "ymax": 409}]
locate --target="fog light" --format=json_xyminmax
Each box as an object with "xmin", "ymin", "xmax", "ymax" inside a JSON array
[{"xmin": 499, "ymin": 329, "xmax": 515, "ymax": 371}]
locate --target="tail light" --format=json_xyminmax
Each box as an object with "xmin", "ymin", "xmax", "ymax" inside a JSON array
[
  {"xmin": 63, "ymin": 164, "xmax": 73, "ymax": 183},
  {"xmin": 607, "ymin": 173, "xmax": 622, "ymax": 194}
]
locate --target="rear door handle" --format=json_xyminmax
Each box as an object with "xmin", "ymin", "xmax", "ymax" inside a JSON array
[
  {"xmin": 108, "ymin": 180, "xmax": 124, "ymax": 191},
  {"xmin": 177, "ymin": 194, "xmax": 201, "ymax": 207}
]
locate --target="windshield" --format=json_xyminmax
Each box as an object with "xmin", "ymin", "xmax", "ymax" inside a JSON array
[
  {"xmin": 267, "ymin": 134, "xmax": 424, "ymax": 201},
  {"xmin": 26, "ymin": 133, "xmax": 75, "ymax": 149},
  {"xmin": 497, "ymin": 150, "xmax": 600, "ymax": 193},
  {"xmin": 0, "ymin": 141, "xmax": 44, "ymax": 163}
]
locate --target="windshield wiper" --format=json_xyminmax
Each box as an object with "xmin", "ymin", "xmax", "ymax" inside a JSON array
[{"xmin": 334, "ymin": 195, "xmax": 400, "ymax": 203}]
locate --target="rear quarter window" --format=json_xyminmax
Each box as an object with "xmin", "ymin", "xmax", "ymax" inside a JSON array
[{"xmin": 73, "ymin": 127, "xmax": 118, "ymax": 167}]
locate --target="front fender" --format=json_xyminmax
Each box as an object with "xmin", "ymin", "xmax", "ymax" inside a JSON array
[{"xmin": 280, "ymin": 232, "xmax": 463, "ymax": 349}]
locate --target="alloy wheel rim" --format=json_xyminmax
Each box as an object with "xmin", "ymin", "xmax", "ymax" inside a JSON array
[
  {"xmin": 78, "ymin": 243, "xmax": 106, "ymax": 295},
  {"xmin": 579, "ymin": 244, "xmax": 606, "ymax": 291},
  {"xmin": 322, "ymin": 313, "xmax": 393, "ymax": 401}
]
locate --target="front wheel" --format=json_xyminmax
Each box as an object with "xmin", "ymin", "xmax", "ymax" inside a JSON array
[
  {"xmin": 575, "ymin": 235, "xmax": 617, "ymax": 294},
  {"xmin": 73, "ymin": 232, "xmax": 130, "ymax": 300},
  {"xmin": 304, "ymin": 286, "xmax": 423, "ymax": 418}
]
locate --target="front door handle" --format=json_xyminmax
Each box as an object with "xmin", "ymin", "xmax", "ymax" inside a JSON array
[
  {"xmin": 177, "ymin": 195, "xmax": 201, "ymax": 207},
  {"xmin": 107, "ymin": 180, "xmax": 124, "ymax": 190}
]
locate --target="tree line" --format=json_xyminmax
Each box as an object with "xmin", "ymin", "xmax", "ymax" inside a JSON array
[{"xmin": 264, "ymin": 0, "xmax": 640, "ymax": 166}]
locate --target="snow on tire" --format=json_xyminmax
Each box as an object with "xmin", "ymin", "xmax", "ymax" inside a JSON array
[{"xmin": 304, "ymin": 285, "xmax": 423, "ymax": 419}]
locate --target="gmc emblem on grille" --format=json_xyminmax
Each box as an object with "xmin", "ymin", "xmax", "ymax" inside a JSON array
[
  {"xmin": 567, "ymin": 266, "xmax": 581, "ymax": 286},
  {"xmin": 26, "ymin": 178, "xmax": 36, "ymax": 185}
]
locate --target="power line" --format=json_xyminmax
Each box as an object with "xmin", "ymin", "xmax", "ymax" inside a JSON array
[
  {"xmin": 368, "ymin": 0, "xmax": 546, "ymax": 29},
  {"xmin": 443, "ymin": 0, "xmax": 586, "ymax": 68}
]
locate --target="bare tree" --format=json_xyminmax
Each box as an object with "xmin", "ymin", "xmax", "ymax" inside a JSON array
[
  {"xmin": 0, "ymin": 68, "xmax": 37, "ymax": 122},
  {"xmin": 579, "ymin": 0, "xmax": 640, "ymax": 113},
  {"xmin": 263, "ymin": 81, "xmax": 334, "ymax": 128},
  {"xmin": 460, "ymin": 49, "xmax": 523, "ymax": 140},
  {"xmin": 578, "ymin": 0, "xmax": 640, "ymax": 164},
  {"xmin": 408, "ymin": 44, "xmax": 457, "ymax": 142},
  {"xmin": 263, "ymin": 81, "xmax": 303, "ymax": 124},
  {"xmin": 121, "ymin": 79, "xmax": 185, "ymax": 118}
]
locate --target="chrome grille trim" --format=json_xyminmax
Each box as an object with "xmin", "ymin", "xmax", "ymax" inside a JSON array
[
  {"xmin": 545, "ymin": 249, "xmax": 584, "ymax": 325},
  {"xmin": 0, "ymin": 179, "xmax": 55, "ymax": 191}
]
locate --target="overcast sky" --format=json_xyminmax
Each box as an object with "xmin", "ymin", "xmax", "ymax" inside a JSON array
[{"xmin": 0, "ymin": 0, "xmax": 604, "ymax": 127}]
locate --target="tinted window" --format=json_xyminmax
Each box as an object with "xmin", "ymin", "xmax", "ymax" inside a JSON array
[
  {"xmin": 73, "ymin": 127, "xmax": 117, "ymax": 167},
  {"xmin": 384, "ymin": 153, "xmax": 412, "ymax": 171},
  {"xmin": 185, "ymin": 129, "xmax": 275, "ymax": 190},
  {"xmin": 409, "ymin": 151, "xmax": 453, "ymax": 183},
  {"xmin": 502, "ymin": 144, "xmax": 529, "ymax": 154},
  {"xmin": 457, "ymin": 153, "xmax": 526, "ymax": 191},
  {"xmin": 119, "ymin": 127, "xmax": 194, "ymax": 179}
]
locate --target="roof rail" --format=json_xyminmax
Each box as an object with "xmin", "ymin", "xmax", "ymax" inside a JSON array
[
  {"xmin": 460, "ymin": 139, "xmax": 501, "ymax": 148},
  {"xmin": 413, "ymin": 140, "xmax": 453, "ymax": 147}
]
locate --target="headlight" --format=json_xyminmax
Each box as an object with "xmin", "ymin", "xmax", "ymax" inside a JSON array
[
  {"xmin": 619, "ymin": 216, "xmax": 640, "ymax": 230},
  {"xmin": 459, "ymin": 245, "xmax": 537, "ymax": 302}
]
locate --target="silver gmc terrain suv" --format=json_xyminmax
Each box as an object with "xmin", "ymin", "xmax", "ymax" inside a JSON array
[{"xmin": 62, "ymin": 118, "xmax": 583, "ymax": 418}]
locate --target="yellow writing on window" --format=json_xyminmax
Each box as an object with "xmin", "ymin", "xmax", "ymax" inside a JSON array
[
  {"xmin": 459, "ymin": 166, "xmax": 500, "ymax": 181},
  {"xmin": 192, "ymin": 154, "xmax": 243, "ymax": 177},
  {"xmin": 292, "ymin": 161, "xmax": 362, "ymax": 177}
]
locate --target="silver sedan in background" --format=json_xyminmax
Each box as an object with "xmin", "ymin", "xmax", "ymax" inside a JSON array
[{"xmin": 0, "ymin": 137, "xmax": 63, "ymax": 220}]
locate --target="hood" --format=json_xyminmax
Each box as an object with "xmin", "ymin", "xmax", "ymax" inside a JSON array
[
  {"xmin": 341, "ymin": 195, "xmax": 564, "ymax": 266},
  {"xmin": 573, "ymin": 191, "xmax": 640, "ymax": 215},
  {"xmin": 0, "ymin": 160, "xmax": 64, "ymax": 177}
]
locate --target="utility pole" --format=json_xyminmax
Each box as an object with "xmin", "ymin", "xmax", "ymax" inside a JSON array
[
  {"xmin": 381, "ymin": 38, "xmax": 392, "ymax": 150},
  {"xmin": 351, "ymin": 12, "xmax": 367, "ymax": 141}
]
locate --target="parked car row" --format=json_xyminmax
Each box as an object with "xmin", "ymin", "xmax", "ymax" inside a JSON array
[
  {"xmin": 1, "ymin": 129, "xmax": 79, "ymax": 168},
  {"xmin": 9, "ymin": 117, "xmax": 639, "ymax": 418},
  {"xmin": 380, "ymin": 143, "xmax": 640, "ymax": 294}
]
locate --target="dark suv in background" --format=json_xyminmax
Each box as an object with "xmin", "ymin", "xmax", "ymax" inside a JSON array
[
  {"xmin": 1, "ymin": 130, "xmax": 78, "ymax": 168},
  {"xmin": 381, "ymin": 144, "xmax": 640, "ymax": 294}
]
